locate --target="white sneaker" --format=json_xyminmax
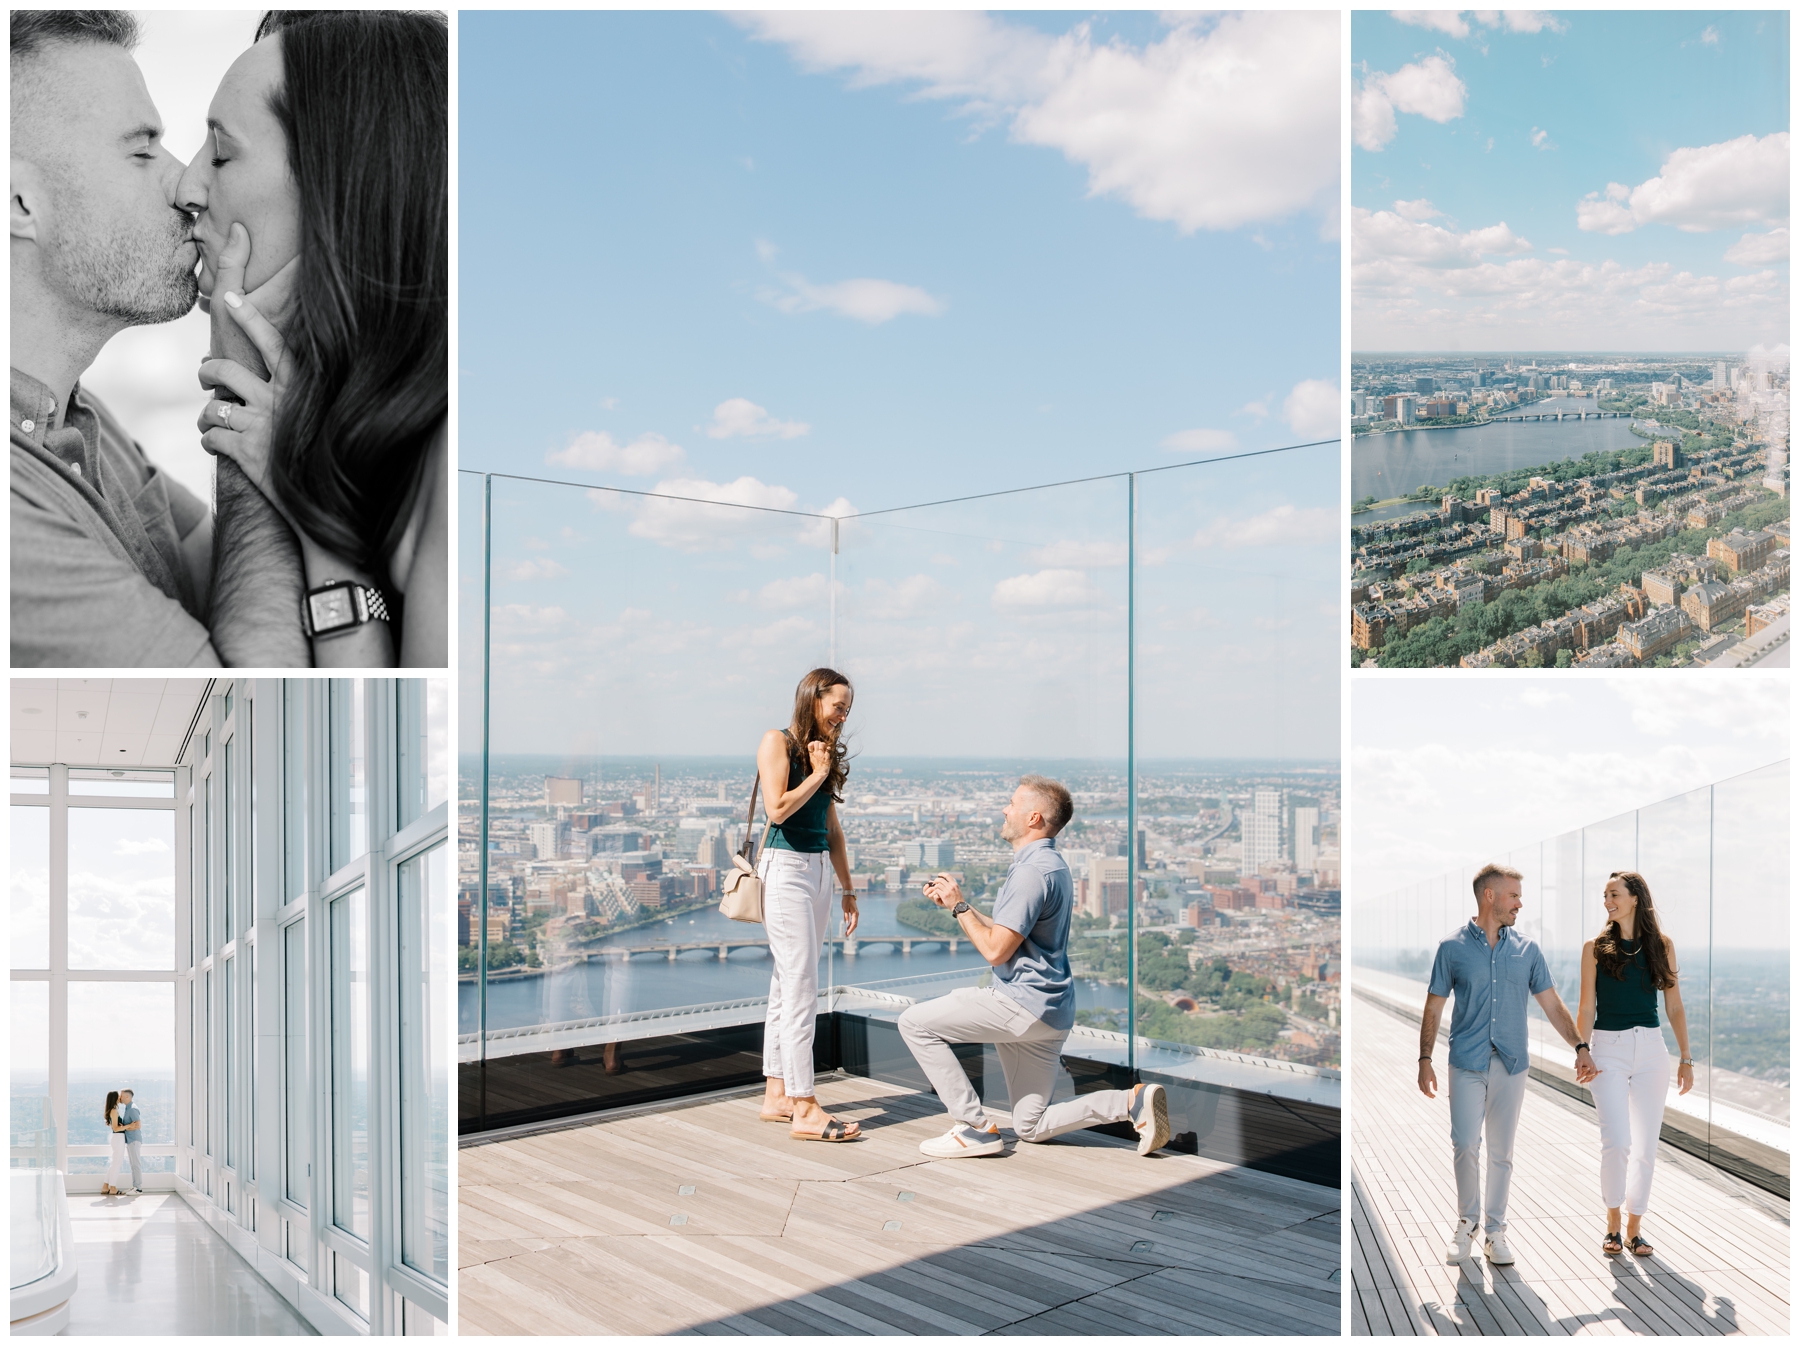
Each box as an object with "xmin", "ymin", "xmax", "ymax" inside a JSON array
[
  {"xmin": 1127, "ymin": 1083, "xmax": 1171, "ymax": 1156},
  {"xmin": 919, "ymin": 1123, "xmax": 1004, "ymax": 1158},
  {"xmin": 1485, "ymin": 1234, "xmax": 1515, "ymax": 1265},
  {"xmin": 1446, "ymin": 1219, "xmax": 1475, "ymax": 1262}
]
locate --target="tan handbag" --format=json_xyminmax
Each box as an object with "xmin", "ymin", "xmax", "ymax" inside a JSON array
[{"xmin": 718, "ymin": 777, "xmax": 771, "ymax": 923}]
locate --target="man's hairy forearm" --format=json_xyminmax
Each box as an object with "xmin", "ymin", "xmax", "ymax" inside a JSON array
[
  {"xmin": 1420, "ymin": 1005, "xmax": 1442, "ymax": 1057},
  {"xmin": 210, "ymin": 458, "xmax": 310, "ymax": 667}
]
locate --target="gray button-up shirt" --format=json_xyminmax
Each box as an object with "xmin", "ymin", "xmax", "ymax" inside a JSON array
[
  {"xmin": 989, "ymin": 837, "xmax": 1075, "ymax": 1031},
  {"xmin": 1428, "ymin": 919, "xmax": 1552, "ymax": 1075}
]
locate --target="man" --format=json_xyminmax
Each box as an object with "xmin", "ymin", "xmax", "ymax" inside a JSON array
[
  {"xmin": 1420, "ymin": 862, "xmax": 1598, "ymax": 1266},
  {"xmin": 898, "ymin": 774, "xmax": 1171, "ymax": 1159},
  {"xmin": 117, "ymin": 1087, "xmax": 143, "ymax": 1194},
  {"xmin": 11, "ymin": 10, "xmax": 305, "ymax": 666}
]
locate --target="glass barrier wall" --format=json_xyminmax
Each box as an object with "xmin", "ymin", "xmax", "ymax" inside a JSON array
[
  {"xmin": 1352, "ymin": 760, "xmax": 1789, "ymax": 1179},
  {"xmin": 460, "ymin": 446, "xmax": 1342, "ymax": 1134}
]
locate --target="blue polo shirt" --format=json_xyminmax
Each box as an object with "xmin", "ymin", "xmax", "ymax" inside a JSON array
[
  {"xmin": 1428, "ymin": 920, "xmax": 1552, "ymax": 1075},
  {"xmin": 989, "ymin": 837, "xmax": 1075, "ymax": 1031},
  {"xmin": 118, "ymin": 1102, "xmax": 142, "ymax": 1145}
]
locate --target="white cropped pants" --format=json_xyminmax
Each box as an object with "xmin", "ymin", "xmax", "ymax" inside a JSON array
[
  {"xmin": 759, "ymin": 849, "xmax": 831, "ymax": 1098},
  {"xmin": 105, "ymin": 1133, "xmax": 126, "ymax": 1186},
  {"xmin": 1588, "ymin": 1025, "xmax": 1672, "ymax": 1216}
]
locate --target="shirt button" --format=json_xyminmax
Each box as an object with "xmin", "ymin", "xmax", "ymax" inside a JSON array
[
  {"xmin": 70, "ymin": 462, "xmax": 82, "ymax": 476},
  {"xmin": 20, "ymin": 419, "xmax": 34, "ymax": 433}
]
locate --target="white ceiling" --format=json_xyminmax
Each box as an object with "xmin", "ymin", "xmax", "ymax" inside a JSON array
[{"xmin": 11, "ymin": 678, "xmax": 211, "ymax": 768}]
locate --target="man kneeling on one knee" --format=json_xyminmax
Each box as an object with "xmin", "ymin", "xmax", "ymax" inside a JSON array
[{"xmin": 898, "ymin": 774, "xmax": 1172, "ymax": 1159}]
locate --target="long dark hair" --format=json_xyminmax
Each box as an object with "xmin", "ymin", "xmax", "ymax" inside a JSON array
[
  {"xmin": 254, "ymin": 10, "xmax": 447, "ymax": 598},
  {"xmin": 1594, "ymin": 870, "xmax": 1677, "ymax": 990},
  {"xmin": 786, "ymin": 667, "xmax": 852, "ymax": 800},
  {"xmin": 103, "ymin": 1089, "xmax": 119, "ymax": 1123}
]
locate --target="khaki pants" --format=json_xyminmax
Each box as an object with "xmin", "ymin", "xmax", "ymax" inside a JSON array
[{"xmin": 898, "ymin": 985, "xmax": 1132, "ymax": 1141}]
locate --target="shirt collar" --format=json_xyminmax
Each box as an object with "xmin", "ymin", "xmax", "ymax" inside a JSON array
[
  {"xmin": 1012, "ymin": 837, "xmax": 1055, "ymax": 861},
  {"xmin": 9, "ymin": 368, "xmax": 64, "ymax": 447},
  {"xmin": 1466, "ymin": 918, "xmax": 1511, "ymax": 947}
]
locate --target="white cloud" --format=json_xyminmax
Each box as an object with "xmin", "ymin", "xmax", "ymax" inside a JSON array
[
  {"xmin": 1191, "ymin": 503, "xmax": 1338, "ymax": 549},
  {"xmin": 1389, "ymin": 12, "xmax": 1566, "ymax": 38},
  {"xmin": 1577, "ymin": 133, "xmax": 1790, "ymax": 235},
  {"xmin": 503, "ymin": 557, "xmax": 569, "ymax": 582},
  {"xmin": 1283, "ymin": 378, "xmax": 1342, "ymax": 438},
  {"xmin": 857, "ymin": 574, "xmax": 951, "ymax": 620},
  {"xmin": 991, "ymin": 568, "xmax": 1104, "ymax": 610},
  {"xmin": 1353, "ymin": 207, "xmax": 1532, "ymax": 269},
  {"xmin": 115, "ymin": 838, "xmax": 170, "ymax": 855},
  {"xmin": 1530, "ymin": 126, "xmax": 1553, "ymax": 150},
  {"xmin": 1354, "ymin": 55, "xmax": 1466, "ymax": 152},
  {"xmin": 1389, "ymin": 12, "xmax": 1470, "ymax": 38},
  {"xmin": 705, "ymin": 397, "xmax": 811, "ymax": 439},
  {"xmin": 547, "ymin": 430, "xmax": 686, "ymax": 476},
  {"xmin": 1161, "ymin": 427, "xmax": 1238, "ymax": 454},
  {"xmin": 626, "ymin": 475, "xmax": 801, "ymax": 552},
  {"xmin": 1394, "ymin": 198, "xmax": 1444, "ymax": 222},
  {"xmin": 1724, "ymin": 228, "xmax": 1789, "ymax": 266},
  {"xmin": 1700, "ymin": 24, "xmax": 1721, "ymax": 46},
  {"xmin": 763, "ymin": 271, "xmax": 946, "ymax": 324},
  {"xmin": 741, "ymin": 11, "xmax": 1338, "ymax": 234}
]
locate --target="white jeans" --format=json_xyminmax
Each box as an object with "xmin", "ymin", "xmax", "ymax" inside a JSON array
[
  {"xmin": 760, "ymin": 848, "xmax": 830, "ymax": 1098},
  {"xmin": 898, "ymin": 985, "xmax": 1133, "ymax": 1141},
  {"xmin": 1589, "ymin": 1025, "xmax": 1671, "ymax": 1215},
  {"xmin": 1448, "ymin": 1050, "xmax": 1530, "ymax": 1236},
  {"xmin": 105, "ymin": 1133, "xmax": 125, "ymax": 1186}
]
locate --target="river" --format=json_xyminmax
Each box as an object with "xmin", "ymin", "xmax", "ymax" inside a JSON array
[
  {"xmin": 1353, "ymin": 395, "xmax": 1646, "ymax": 522},
  {"xmin": 460, "ymin": 894, "xmax": 1131, "ymax": 1032}
]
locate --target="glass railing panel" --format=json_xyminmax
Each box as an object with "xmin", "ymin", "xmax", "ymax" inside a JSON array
[
  {"xmin": 829, "ymin": 478, "xmax": 1128, "ymax": 1040},
  {"xmin": 1132, "ymin": 447, "xmax": 1341, "ymax": 1078},
  {"xmin": 1634, "ymin": 784, "xmax": 1714, "ymax": 1139},
  {"xmin": 463, "ymin": 474, "xmax": 836, "ymax": 1117},
  {"xmin": 1708, "ymin": 762, "xmax": 1789, "ymax": 1156}
]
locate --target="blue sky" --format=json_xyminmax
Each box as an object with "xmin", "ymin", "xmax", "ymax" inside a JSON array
[
  {"xmin": 457, "ymin": 11, "xmax": 1340, "ymax": 760},
  {"xmin": 1353, "ymin": 10, "xmax": 1789, "ymax": 350}
]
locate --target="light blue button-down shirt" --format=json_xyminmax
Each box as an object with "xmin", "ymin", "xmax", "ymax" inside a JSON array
[
  {"xmin": 1428, "ymin": 919, "xmax": 1552, "ymax": 1075},
  {"xmin": 118, "ymin": 1102, "xmax": 142, "ymax": 1145},
  {"xmin": 990, "ymin": 837, "xmax": 1075, "ymax": 1031}
]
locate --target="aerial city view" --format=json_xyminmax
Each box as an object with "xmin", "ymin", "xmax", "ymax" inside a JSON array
[
  {"xmin": 459, "ymin": 757, "xmax": 1341, "ymax": 1068},
  {"xmin": 1351, "ymin": 12, "xmax": 1789, "ymax": 668}
]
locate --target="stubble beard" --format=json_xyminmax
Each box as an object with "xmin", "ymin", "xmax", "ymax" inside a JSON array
[{"xmin": 51, "ymin": 194, "xmax": 198, "ymax": 327}]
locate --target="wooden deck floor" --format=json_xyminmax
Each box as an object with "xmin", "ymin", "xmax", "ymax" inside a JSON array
[
  {"xmin": 1352, "ymin": 994, "xmax": 1790, "ymax": 1336},
  {"xmin": 459, "ymin": 1072, "xmax": 1342, "ymax": 1335}
]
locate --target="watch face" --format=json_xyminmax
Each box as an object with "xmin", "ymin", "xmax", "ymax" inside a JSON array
[{"xmin": 309, "ymin": 588, "xmax": 356, "ymax": 632}]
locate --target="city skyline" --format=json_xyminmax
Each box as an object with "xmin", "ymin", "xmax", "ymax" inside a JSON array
[{"xmin": 1353, "ymin": 10, "xmax": 1789, "ymax": 350}]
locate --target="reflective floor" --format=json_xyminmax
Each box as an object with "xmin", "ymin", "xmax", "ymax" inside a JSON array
[{"xmin": 63, "ymin": 1192, "xmax": 314, "ymax": 1336}]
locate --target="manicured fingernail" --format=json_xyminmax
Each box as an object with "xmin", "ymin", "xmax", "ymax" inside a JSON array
[{"xmin": 224, "ymin": 291, "xmax": 242, "ymax": 308}]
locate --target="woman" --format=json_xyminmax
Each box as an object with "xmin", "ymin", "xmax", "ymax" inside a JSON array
[
  {"xmin": 757, "ymin": 668, "xmax": 861, "ymax": 1141},
  {"xmin": 1577, "ymin": 871, "xmax": 1694, "ymax": 1258},
  {"xmin": 183, "ymin": 10, "xmax": 448, "ymax": 666},
  {"xmin": 101, "ymin": 1091, "xmax": 127, "ymax": 1197}
]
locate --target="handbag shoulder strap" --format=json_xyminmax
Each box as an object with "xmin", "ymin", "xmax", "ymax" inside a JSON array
[{"xmin": 738, "ymin": 773, "xmax": 764, "ymax": 857}]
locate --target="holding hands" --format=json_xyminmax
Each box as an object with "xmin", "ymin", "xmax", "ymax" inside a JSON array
[{"xmin": 1573, "ymin": 1048, "xmax": 1601, "ymax": 1085}]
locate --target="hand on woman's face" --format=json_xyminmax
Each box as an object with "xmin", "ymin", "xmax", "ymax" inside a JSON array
[{"xmin": 174, "ymin": 35, "xmax": 301, "ymax": 296}]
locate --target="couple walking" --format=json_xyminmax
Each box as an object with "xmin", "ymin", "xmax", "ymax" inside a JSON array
[
  {"xmin": 101, "ymin": 1088, "xmax": 143, "ymax": 1196},
  {"xmin": 750, "ymin": 667, "xmax": 1171, "ymax": 1158},
  {"xmin": 1421, "ymin": 863, "xmax": 1692, "ymax": 1266}
]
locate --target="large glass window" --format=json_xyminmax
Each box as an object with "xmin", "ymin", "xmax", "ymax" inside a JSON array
[
  {"xmin": 224, "ymin": 956, "xmax": 236, "ymax": 1169},
  {"xmin": 203, "ymin": 772, "xmax": 214, "ymax": 956},
  {"xmin": 330, "ymin": 885, "xmax": 371, "ymax": 1240},
  {"xmin": 283, "ymin": 918, "xmax": 308, "ymax": 1208},
  {"xmin": 330, "ymin": 681, "xmax": 368, "ymax": 871},
  {"xmin": 68, "ymin": 769, "xmax": 173, "ymax": 798},
  {"xmin": 11, "ymin": 981, "xmax": 50, "ymax": 1162},
  {"xmin": 224, "ymin": 738, "xmax": 235, "ymax": 943},
  {"xmin": 397, "ymin": 680, "xmax": 449, "ymax": 830},
  {"xmin": 10, "ymin": 805, "xmax": 49, "ymax": 970},
  {"xmin": 398, "ymin": 844, "xmax": 449, "ymax": 1283},
  {"xmin": 67, "ymin": 807, "xmax": 175, "ymax": 971},
  {"xmin": 67, "ymin": 982, "xmax": 176, "ymax": 1174},
  {"xmin": 285, "ymin": 682, "xmax": 306, "ymax": 903}
]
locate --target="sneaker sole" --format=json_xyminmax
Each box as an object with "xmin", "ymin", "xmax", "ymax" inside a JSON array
[
  {"xmin": 1135, "ymin": 1084, "xmax": 1171, "ymax": 1156},
  {"xmin": 920, "ymin": 1142, "xmax": 1004, "ymax": 1159}
]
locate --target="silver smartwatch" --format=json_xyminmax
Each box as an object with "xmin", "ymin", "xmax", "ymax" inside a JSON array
[{"xmin": 302, "ymin": 580, "xmax": 390, "ymax": 638}]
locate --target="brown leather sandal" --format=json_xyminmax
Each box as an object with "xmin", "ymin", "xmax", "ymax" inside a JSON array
[{"xmin": 790, "ymin": 1116, "xmax": 861, "ymax": 1142}]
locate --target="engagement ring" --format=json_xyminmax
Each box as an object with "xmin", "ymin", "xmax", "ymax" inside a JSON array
[{"xmin": 218, "ymin": 401, "xmax": 232, "ymax": 427}]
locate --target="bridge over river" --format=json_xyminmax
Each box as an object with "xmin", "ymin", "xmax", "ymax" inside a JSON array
[
  {"xmin": 579, "ymin": 935, "xmax": 963, "ymax": 962},
  {"xmin": 1490, "ymin": 408, "xmax": 1631, "ymax": 422}
]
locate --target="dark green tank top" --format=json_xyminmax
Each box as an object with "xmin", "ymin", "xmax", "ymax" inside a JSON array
[
  {"xmin": 767, "ymin": 737, "xmax": 831, "ymax": 854},
  {"xmin": 1595, "ymin": 939, "xmax": 1660, "ymax": 1031}
]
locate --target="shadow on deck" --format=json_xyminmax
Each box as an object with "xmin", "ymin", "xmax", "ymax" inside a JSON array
[{"xmin": 460, "ymin": 1074, "xmax": 1341, "ymax": 1335}]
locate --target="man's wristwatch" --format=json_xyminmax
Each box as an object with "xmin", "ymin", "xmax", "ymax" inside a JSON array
[
  {"xmin": 1575, "ymin": 1042, "xmax": 1591, "ymax": 1053},
  {"xmin": 302, "ymin": 580, "xmax": 390, "ymax": 638},
  {"xmin": 951, "ymin": 901, "xmax": 972, "ymax": 918}
]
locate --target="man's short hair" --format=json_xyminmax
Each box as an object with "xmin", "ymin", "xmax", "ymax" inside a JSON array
[
  {"xmin": 1472, "ymin": 862, "xmax": 1522, "ymax": 903},
  {"xmin": 1018, "ymin": 774, "xmax": 1074, "ymax": 836},
  {"xmin": 10, "ymin": 10, "xmax": 140, "ymax": 64}
]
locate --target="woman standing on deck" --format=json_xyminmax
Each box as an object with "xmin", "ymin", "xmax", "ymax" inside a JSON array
[
  {"xmin": 1576, "ymin": 871, "xmax": 1694, "ymax": 1259},
  {"xmin": 756, "ymin": 668, "xmax": 861, "ymax": 1141}
]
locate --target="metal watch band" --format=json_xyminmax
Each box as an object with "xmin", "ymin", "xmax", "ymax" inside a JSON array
[
  {"xmin": 362, "ymin": 585, "xmax": 391, "ymax": 623},
  {"xmin": 303, "ymin": 580, "xmax": 391, "ymax": 638},
  {"xmin": 952, "ymin": 901, "xmax": 971, "ymax": 917}
]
